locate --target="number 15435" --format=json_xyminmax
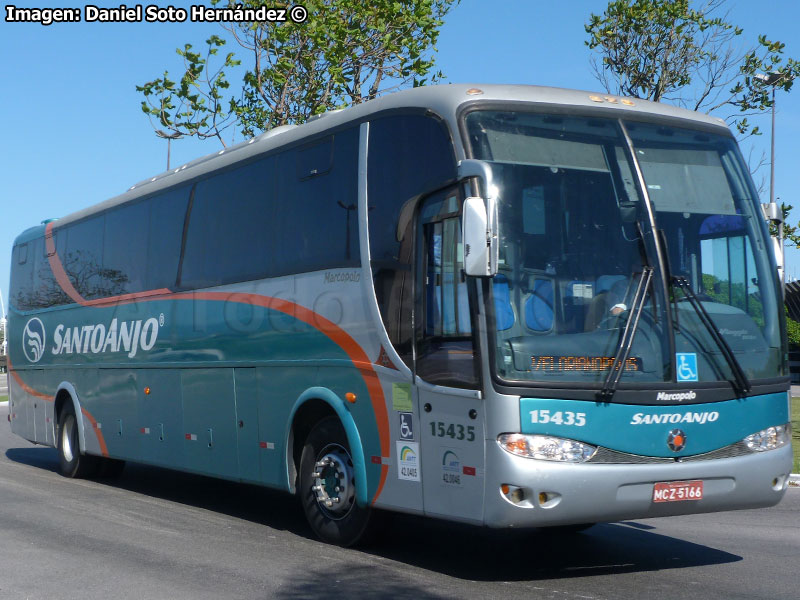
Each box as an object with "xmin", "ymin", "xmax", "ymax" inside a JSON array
[{"xmin": 530, "ymin": 410, "xmax": 586, "ymax": 426}]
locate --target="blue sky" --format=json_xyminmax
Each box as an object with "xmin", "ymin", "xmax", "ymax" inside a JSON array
[{"xmin": 2, "ymin": 0, "xmax": 799, "ymax": 313}]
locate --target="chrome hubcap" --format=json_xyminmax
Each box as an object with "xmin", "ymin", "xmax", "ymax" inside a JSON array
[
  {"xmin": 311, "ymin": 444, "xmax": 355, "ymax": 520},
  {"xmin": 61, "ymin": 415, "xmax": 75, "ymax": 463}
]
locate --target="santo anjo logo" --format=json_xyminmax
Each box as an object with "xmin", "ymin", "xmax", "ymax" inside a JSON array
[{"xmin": 23, "ymin": 317, "xmax": 46, "ymax": 363}]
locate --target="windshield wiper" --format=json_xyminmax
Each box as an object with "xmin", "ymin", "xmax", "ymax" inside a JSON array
[
  {"xmin": 671, "ymin": 276, "xmax": 751, "ymax": 395},
  {"xmin": 598, "ymin": 266, "xmax": 654, "ymax": 401}
]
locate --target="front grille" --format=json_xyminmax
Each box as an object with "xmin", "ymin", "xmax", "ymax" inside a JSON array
[{"xmin": 587, "ymin": 441, "xmax": 753, "ymax": 464}]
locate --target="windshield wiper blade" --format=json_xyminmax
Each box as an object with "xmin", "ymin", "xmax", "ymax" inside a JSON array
[
  {"xmin": 671, "ymin": 276, "xmax": 751, "ymax": 395},
  {"xmin": 599, "ymin": 266, "xmax": 654, "ymax": 401}
]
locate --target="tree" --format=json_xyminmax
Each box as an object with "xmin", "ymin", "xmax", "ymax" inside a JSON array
[
  {"xmin": 786, "ymin": 307, "xmax": 800, "ymax": 348},
  {"xmin": 585, "ymin": 0, "xmax": 799, "ymax": 137},
  {"xmin": 585, "ymin": 0, "xmax": 800, "ymax": 244},
  {"xmin": 138, "ymin": 0, "xmax": 458, "ymax": 145},
  {"xmin": 769, "ymin": 203, "xmax": 800, "ymax": 249}
]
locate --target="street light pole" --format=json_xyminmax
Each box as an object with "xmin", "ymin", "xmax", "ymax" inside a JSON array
[
  {"xmin": 756, "ymin": 71, "xmax": 787, "ymax": 288},
  {"xmin": 154, "ymin": 129, "xmax": 183, "ymax": 171}
]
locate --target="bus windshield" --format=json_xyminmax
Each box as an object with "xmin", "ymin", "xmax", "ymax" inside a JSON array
[{"xmin": 464, "ymin": 109, "xmax": 783, "ymax": 389}]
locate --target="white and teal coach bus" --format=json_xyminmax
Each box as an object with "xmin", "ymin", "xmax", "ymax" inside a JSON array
[{"xmin": 7, "ymin": 85, "xmax": 793, "ymax": 545}]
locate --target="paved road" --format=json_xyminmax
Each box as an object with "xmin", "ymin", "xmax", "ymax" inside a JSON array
[{"xmin": 0, "ymin": 401, "xmax": 797, "ymax": 600}]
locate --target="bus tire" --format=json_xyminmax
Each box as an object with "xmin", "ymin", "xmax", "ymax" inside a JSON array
[
  {"xmin": 299, "ymin": 417, "xmax": 373, "ymax": 546},
  {"xmin": 57, "ymin": 403, "xmax": 99, "ymax": 479}
]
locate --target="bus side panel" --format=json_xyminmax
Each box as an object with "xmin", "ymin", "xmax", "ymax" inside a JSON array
[
  {"xmin": 256, "ymin": 365, "xmax": 317, "ymax": 490},
  {"xmin": 181, "ymin": 368, "xmax": 239, "ymax": 479},
  {"xmin": 8, "ymin": 373, "xmax": 36, "ymax": 443},
  {"xmin": 233, "ymin": 367, "xmax": 260, "ymax": 484},
  {"xmin": 32, "ymin": 384, "xmax": 49, "ymax": 445},
  {"xmin": 82, "ymin": 368, "xmax": 139, "ymax": 460},
  {"xmin": 138, "ymin": 369, "xmax": 183, "ymax": 468}
]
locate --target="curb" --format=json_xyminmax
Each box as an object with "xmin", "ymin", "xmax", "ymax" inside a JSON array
[{"xmin": 790, "ymin": 474, "xmax": 800, "ymax": 487}]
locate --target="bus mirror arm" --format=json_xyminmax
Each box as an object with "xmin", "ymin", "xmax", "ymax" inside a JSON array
[{"xmin": 458, "ymin": 160, "xmax": 498, "ymax": 277}]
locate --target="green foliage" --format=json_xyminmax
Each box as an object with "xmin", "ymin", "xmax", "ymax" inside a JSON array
[
  {"xmin": 766, "ymin": 203, "xmax": 800, "ymax": 249},
  {"xmin": 786, "ymin": 308, "xmax": 800, "ymax": 348},
  {"xmin": 137, "ymin": 34, "xmax": 240, "ymax": 146},
  {"xmin": 585, "ymin": 0, "xmax": 800, "ymax": 138},
  {"xmin": 138, "ymin": 0, "xmax": 458, "ymax": 143}
]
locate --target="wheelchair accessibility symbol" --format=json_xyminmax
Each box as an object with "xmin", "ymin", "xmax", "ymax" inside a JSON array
[
  {"xmin": 676, "ymin": 353, "xmax": 698, "ymax": 382},
  {"xmin": 399, "ymin": 412, "xmax": 414, "ymax": 441}
]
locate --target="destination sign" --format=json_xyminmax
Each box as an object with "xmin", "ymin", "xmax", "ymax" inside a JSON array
[{"xmin": 530, "ymin": 355, "xmax": 642, "ymax": 372}]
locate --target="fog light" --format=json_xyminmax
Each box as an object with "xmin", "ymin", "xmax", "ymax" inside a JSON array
[
  {"xmin": 498, "ymin": 433, "xmax": 597, "ymax": 462},
  {"xmin": 743, "ymin": 423, "xmax": 791, "ymax": 452},
  {"xmin": 501, "ymin": 484, "xmax": 525, "ymax": 504},
  {"xmin": 537, "ymin": 491, "xmax": 562, "ymax": 508}
]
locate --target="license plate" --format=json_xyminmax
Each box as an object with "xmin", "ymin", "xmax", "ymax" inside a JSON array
[{"xmin": 652, "ymin": 480, "xmax": 703, "ymax": 503}]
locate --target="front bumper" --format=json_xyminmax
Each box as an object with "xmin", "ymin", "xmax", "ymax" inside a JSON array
[{"xmin": 482, "ymin": 441, "xmax": 792, "ymax": 528}]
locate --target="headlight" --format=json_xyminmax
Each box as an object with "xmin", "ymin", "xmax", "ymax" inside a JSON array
[
  {"xmin": 743, "ymin": 423, "xmax": 791, "ymax": 452},
  {"xmin": 498, "ymin": 433, "xmax": 597, "ymax": 462}
]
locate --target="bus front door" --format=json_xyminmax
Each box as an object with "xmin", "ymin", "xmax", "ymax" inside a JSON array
[{"xmin": 415, "ymin": 189, "xmax": 485, "ymax": 523}]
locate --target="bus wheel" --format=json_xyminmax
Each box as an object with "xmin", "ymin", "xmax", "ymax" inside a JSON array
[
  {"xmin": 57, "ymin": 403, "xmax": 98, "ymax": 478},
  {"xmin": 299, "ymin": 417, "xmax": 373, "ymax": 546}
]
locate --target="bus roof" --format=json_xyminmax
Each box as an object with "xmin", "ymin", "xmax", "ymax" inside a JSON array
[{"xmin": 16, "ymin": 83, "xmax": 731, "ymax": 242}]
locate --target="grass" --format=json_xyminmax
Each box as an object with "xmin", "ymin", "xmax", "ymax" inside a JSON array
[
  {"xmin": 792, "ymin": 397, "xmax": 800, "ymax": 474},
  {"xmin": 0, "ymin": 395, "xmax": 7, "ymax": 403}
]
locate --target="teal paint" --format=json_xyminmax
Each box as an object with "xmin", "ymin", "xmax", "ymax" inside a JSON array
[
  {"xmin": 181, "ymin": 369, "xmax": 239, "ymax": 477},
  {"xmin": 519, "ymin": 392, "xmax": 789, "ymax": 457},
  {"xmin": 138, "ymin": 369, "xmax": 183, "ymax": 468},
  {"xmin": 234, "ymin": 368, "xmax": 260, "ymax": 484},
  {"xmin": 9, "ymin": 297, "xmax": 384, "ymax": 497},
  {"xmin": 287, "ymin": 388, "xmax": 369, "ymax": 507}
]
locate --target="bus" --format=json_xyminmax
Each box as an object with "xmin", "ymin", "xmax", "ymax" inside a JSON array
[{"xmin": 6, "ymin": 84, "xmax": 792, "ymax": 546}]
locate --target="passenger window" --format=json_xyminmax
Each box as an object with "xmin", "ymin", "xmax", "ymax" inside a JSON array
[
  {"xmin": 147, "ymin": 185, "xmax": 191, "ymax": 290},
  {"xmin": 104, "ymin": 201, "xmax": 149, "ymax": 295},
  {"xmin": 368, "ymin": 113, "xmax": 457, "ymax": 369},
  {"xmin": 64, "ymin": 217, "xmax": 106, "ymax": 300}
]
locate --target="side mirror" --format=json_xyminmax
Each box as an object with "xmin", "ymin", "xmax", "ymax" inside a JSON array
[
  {"xmin": 463, "ymin": 197, "xmax": 492, "ymax": 276},
  {"xmin": 458, "ymin": 160, "xmax": 499, "ymax": 277}
]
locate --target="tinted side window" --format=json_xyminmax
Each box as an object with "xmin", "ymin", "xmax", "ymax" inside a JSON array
[
  {"xmin": 10, "ymin": 243, "xmax": 33, "ymax": 310},
  {"xmin": 368, "ymin": 114, "xmax": 456, "ymax": 364},
  {"xmin": 63, "ymin": 217, "xmax": 108, "ymax": 300},
  {"xmin": 180, "ymin": 156, "xmax": 274, "ymax": 288},
  {"xmin": 147, "ymin": 186, "xmax": 190, "ymax": 290},
  {"xmin": 368, "ymin": 115, "xmax": 456, "ymax": 265},
  {"xmin": 180, "ymin": 126, "xmax": 361, "ymax": 289},
  {"xmin": 104, "ymin": 201, "xmax": 149, "ymax": 295},
  {"xmin": 32, "ymin": 234, "xmax": 71, "ymax": 308},
  {"xmin": 273, "ymin": 128, "xmax": 360, "ymax": 275}
]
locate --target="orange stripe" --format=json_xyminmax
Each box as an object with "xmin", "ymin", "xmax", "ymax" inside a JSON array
[
  {"xmin": 173, "ymin": 292, "xmax": 392, "ymax": 503},
  {"xmin": 12, "ymin": 282, "xmax": 392, "ymax": 503},
  {"xmin": 83, "ymin": 288, "xmax": 172, "ymax": 306},
  {"xmin": 6, "ymin": 356, "xmax": 51, "ymax": 401},
  {"xmin": 45, "ymin": 222, "xmax": 86, "ymax": 305},
  {"xmin": 45, "ymin": 222, "xmax": 172, "ymax": 307},
  {"xmin": 10, "ymin": 358, "xmax": 109, "ymax": 457},
  {"xmin": 80, "ymin": 408, "xmax": 109, "ymax": 457}
]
